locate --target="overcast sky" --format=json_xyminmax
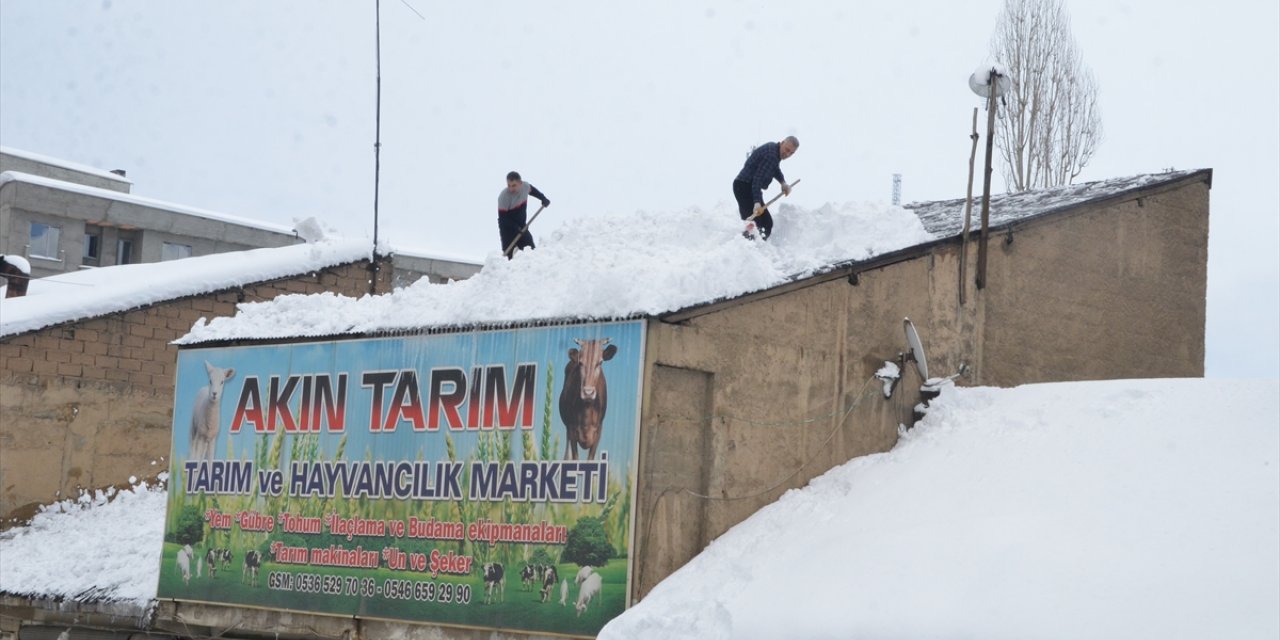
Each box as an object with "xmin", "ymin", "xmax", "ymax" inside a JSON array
[{"xmin": 1, "ymin": 0, "xmax": 1276, "ymax": 377}]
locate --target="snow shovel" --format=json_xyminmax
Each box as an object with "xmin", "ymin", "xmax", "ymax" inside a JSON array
[
  {"xmin": 744, "ymin": 179, "xmax": 800, "ymax": 239},
  {"xmin": 504, "ymin": 203, "xmax": 547, "ymax": 258}
]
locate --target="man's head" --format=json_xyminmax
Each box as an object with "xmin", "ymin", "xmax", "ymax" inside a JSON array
[
  {"xmin": 506, "ymin": 171, "xmax": 523, "ymax": 192},
  {"xmin": 780, "ymin": 136, "xmax": 799, "ymax": 160}
]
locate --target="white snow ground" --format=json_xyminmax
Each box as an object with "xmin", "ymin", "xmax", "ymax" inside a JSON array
[{"xmin": 599, "ymin": 378, "xmax": 1280, "ymax": 640}]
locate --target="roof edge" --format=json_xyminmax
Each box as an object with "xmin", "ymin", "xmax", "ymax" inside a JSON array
[
  {"xmin": 0, "ymin": 257, "xmax": 378, "ymax": 341},
  {"xmin": 660, "ymin": 168, "xmax": 1213, "ymax": 323},
  {"xmin": 174, "ymin": 315, "xmax": 649, "ymax": 349}
]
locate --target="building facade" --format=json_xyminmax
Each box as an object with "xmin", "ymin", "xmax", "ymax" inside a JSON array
[
  {"xmin": 0, "ymin": 147, "xmax": 480, "ymax": 284},
  {"xmin": 0, "ymin": 169, "xmax": 1212, "ymax": 639}
]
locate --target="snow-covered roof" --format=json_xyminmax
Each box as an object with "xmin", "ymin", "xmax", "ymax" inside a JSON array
[
  {"xmin": 906, "ymin": 168, "xmax": 1210, "ymax": 237},
  {"xmin": 0, "ymin": 170, "xmax": 1212, "ymax": 344},
  {"xmin": 176, "ymin": 200, "xmax": 937, "ymax": 344},
  {"xmin": 0, "ymin": 239, "xmax": 373, "ymax": 338},
  {"xmin": 2, "ymin": 377, "xmax": 1275, "ymax": 639},
  {"xmin": 175, "ymin": 169, "xmax": 1210, "ymax": 345},
  {"xmin": 0, "ymin": 145, "xmax": 134, "ymax": 185},
  {"xmin": 0, "ymin": 171, "xmax": 297, "ymax": 236}
]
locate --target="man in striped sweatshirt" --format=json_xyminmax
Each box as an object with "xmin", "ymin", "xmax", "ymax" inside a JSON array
[{"xmin": 498, "ymin": 171, "xmax": 551, "ymax": 258}]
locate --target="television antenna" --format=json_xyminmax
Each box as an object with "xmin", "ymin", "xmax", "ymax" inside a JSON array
[
  {"xmin": 881, "ymin": 319, "xmax": 969, "ymax": 424},
  {"xmin": 968, "ymin": 64, "xmax": 1011, "ymax": 292},
  {"xmin": 902, "ymin": 317, "xmax": 929, "ymax": 381}
]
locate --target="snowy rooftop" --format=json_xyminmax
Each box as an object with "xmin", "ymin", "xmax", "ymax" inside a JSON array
[
  {"xmin": 0, "ymin": 145, "xmax": 134, "ymax": 185},
  {"xmin": 0, "ymin": 171, "xmax": 301, "ymax": 237},
  {"xmin": 176, "ymin": 169, "xmax": 1202, "ymax": 345},
  {"xmin": 176, "ymin": 200, "xmax": 935, "ymax": 344},
  {"xmin": 0, "ymin": 239, "xmax": 372, "ymax": 338},
  {"xmin": 2, "ymin": 377, "xmax": 1275, "ymax": 639},
  {"xmin": 0, "ymin": 170, "xmax": 1201, "ymax": 343},
  {"xmin": 906, "ymin": 168, "xmax": 1209, "ymax": 237}
]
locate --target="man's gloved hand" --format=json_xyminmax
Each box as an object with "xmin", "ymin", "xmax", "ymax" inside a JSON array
[
  {"xmin": 541, "ymin": 199, "xmax": 551, "ymax": 207},
  {"xmin": 752, "ymin": 203, "xmax": 764, "ymax": 217}
]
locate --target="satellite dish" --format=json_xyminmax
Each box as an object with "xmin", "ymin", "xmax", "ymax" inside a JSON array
[
  {"xmin": 968, "ymin": 65, "xmax": 1011, "ymax": 98},
  {"xmin": 902, "ymin": 317, "xmax": 929, "ymax": 381}
]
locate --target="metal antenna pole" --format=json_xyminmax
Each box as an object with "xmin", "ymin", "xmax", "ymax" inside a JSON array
[
  {"xmin": 976, "ymin": 69, "xmax": 997, "ymax": 290},
  {"xmin": 370, "ymin": 0, "xmax": 383, "ymax": 295},
  {"xmin": 960, "ymin": 107, "xmax": 979, "ymax": 305}
]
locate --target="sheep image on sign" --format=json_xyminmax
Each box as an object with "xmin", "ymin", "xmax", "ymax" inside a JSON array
[
  {"xmin": 189, "ymin": 361, "xmax": 235, "ymax": 461},
  {"xmin": 560, "ymin": 338, "xmax": 617, "ymax": 460}
]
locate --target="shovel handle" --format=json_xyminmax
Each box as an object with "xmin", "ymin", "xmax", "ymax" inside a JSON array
[
  {"xmin": 504, "ymin": 203, "xmax": 548, "ymax": 257},
  {"xmin": 747, "ymin": 179, "xmax": 801, "ymax": 222}
]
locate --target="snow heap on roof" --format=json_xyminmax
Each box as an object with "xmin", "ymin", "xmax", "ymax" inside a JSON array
[
  {"xmin": 179, "ymin": 201, "xmax": 935, "ymax": 343},
  {"xmin": 0, "ymin": 476, "xmax": 166, "ymax": 608},
  {"xmin": 0, "ymin": 238, "xmax": 372, "ymax": 338}
]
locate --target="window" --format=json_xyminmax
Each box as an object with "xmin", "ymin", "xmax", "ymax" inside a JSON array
[
  {"xmin": 161, "ymin": 242, "xmax": 193, "ymax": 261},
  {"xmin": 83, "ymin": 226, "xmax": 102, "ymax": 266},
  {"xmin": 117, "ymin": 238, "xmax": 135, "ymax": 265},
  {"xmin": 29, "ymin": 222, "xmax": 62, "ymax": 260}
]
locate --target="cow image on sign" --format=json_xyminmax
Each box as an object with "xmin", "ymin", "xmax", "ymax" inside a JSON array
[{"xmin": 559, "ymin": 338, "xmax": 617, "ymax": 460}]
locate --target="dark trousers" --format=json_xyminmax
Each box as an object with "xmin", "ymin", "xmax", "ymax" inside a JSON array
[
  {"xmin": 498, "ymin": 210, "xmax": 535, "ymax": 258},
  {"xmin": 733, "ymin": 179, "xmax": 773, "ymax": 239}
]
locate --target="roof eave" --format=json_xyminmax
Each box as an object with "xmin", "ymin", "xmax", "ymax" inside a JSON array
[{"xmin": 659, "ymin": 168, "xmax": 1213, "ymax": 323}]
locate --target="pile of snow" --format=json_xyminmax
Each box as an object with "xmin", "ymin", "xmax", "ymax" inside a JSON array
[
  {"xmin": 600, "ymin": 378, "xmax": 1280, "ymax": 640},
  {"xmin": 181, "ymin": 201, "xmax": 933, "ymax": 342},
  {"xmin": 0, "ymin": 477, "xmax": 166, "ymax": 605}
]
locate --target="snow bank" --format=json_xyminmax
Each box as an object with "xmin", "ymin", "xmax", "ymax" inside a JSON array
[{"xmin": 600, "ymin": 378, "xmax": 1280, "ymax": 640}]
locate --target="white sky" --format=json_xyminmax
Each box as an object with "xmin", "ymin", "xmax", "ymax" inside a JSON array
[
  {"xmin": 3, "ymin": 377, "xmax": 1275, "ymax": 640},
  {"xmin": 0, "ymin": 1, "xmax": 1276, "ymax": 376}
]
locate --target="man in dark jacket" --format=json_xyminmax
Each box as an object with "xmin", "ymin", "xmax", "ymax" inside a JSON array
[
  {"xmin": 733, "ymin": 136, "xmax": 798, "ymax": 240},
  {"xmin": 498, "ymin": 171, "xmax": 550, "ymax": 258}
]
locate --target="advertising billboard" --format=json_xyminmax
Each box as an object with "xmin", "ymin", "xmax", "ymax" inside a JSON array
[{"xmin": 157, "ymin": 320, "xmax": 644, "ymax": 637}]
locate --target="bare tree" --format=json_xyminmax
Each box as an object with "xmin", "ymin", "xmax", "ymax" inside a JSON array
[{"xmin": 990, "ymin": 0, "xmax": 1102, "ymax": 191}]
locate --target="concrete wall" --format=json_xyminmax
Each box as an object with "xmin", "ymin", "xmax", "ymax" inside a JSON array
[
  {"xmin": 630, "ymin": 175, "xmax": 1209, "ymax": 600},
  {"xmin": 0, "ymin": 178, "xmax": 301, "ymax": 277},
  {"xmin": 392, "ymin": 252, "xmax": 483, "ymax": 286},
  {"xmin": 634, "ymin": 267, "xmax": 932, "ymax": 599},
  {"xmin": 977, "ymin": 181, "xmax": 1209, "ymax": 384},
  {"xmin": 0, "ymin": 259, "xmax": 392, "ymax": 526}
]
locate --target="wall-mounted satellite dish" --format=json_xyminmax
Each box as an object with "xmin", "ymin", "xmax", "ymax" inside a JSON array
[
  {"xmin": 902, "ymin": 317, "xmax": 929, "ymax": 381},
  {"xmin": 968, "ymin": 64, "xmax": 1011, "ymax": 98}
]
